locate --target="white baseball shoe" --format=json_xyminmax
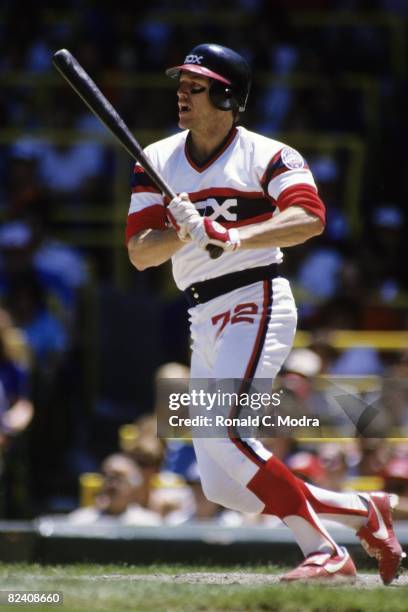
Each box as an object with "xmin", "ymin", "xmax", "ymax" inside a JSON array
[
  {"xmin": 280, "ymin": 547, "xmax": 357, "ymax": 582},
  {"xmin": 357, "ymin": 492, "xmax": 406, "ymax": 585}
]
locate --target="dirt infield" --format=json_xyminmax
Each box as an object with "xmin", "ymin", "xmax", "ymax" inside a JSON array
[{"xmin": 92, "ymin": 571, "xmax": 407, "ymax": 588}]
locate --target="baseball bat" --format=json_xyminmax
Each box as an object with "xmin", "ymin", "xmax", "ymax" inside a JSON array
[{"xmin": 52, "ymin": 49, "xmax": 223, "ymax": 259}]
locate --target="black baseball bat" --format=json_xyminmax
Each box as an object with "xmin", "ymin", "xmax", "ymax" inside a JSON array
[{"xmin": 52, "ymin": 49, "xmax": 223, "ymax": 259}]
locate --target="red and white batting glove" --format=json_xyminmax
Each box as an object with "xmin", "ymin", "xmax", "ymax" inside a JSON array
[
  {"xmin": 189, "ymin": 218, "xmax": 241, "ymax": 252},
  {"xmin": 167, "ymin": 192, "xmax": 201, "ymax": 241}
]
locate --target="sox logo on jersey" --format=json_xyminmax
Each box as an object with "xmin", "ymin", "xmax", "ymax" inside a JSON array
[{"xmin": 195, "ymin": 198, "xmax": 238, "ymax": 221}]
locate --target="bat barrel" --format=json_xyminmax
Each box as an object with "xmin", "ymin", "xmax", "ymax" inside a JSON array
[{"xmin": 53, "ymin": 49, "xmax": 223, "ymax": 259}]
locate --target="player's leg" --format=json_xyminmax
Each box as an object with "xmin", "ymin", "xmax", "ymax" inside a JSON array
[
  {"xmin": 191, "ymin": 306, "xmax": 384, "ymax": 527},
  {"xmin": 192, "ymin": 436, "xmax": 264, "ymax": 514},
  {"xmin": 189, "ymin": 277, "xmax": 402, "ymax": 581},
  {"xmin": 196, "ymin": 277, "xmax": 345, "ymax": 559},
  {"xmin": 189, "ymin": 324, "xmax": 265, "ymax": 514}
]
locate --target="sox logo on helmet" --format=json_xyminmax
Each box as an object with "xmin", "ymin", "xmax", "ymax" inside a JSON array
[{"xmin": 185, "ymin": 54, "xmax": 204, "ymax": 65}]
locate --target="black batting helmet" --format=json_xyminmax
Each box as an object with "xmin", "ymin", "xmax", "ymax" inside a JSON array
[{"xmin": 165, "ymin": 43, "xmax": 251, "ymax": 113}]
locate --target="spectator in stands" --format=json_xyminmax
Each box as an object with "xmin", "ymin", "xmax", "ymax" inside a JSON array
[
  {"xmin": 351, "ymin": 438, "xmax": 391, "ymax": 478},
  {"xmin": 278, "ymin": 347, "xmax": 332, "ymax": 429},
  {"xmin": 286, "ymin": 451, "xmax": 327, "ymax": 487},
  {"xmin": 5, "ymin": 143, "xmax": 50, "ymax": 222},
  {"xmin": 0, "ymin": 218, "xmax": 88, "ymax": 320},
  {"xmin": 280, "ymin": 346, "xmax": 385, "ymax": 435},
  {"xmin": 119, "ymin": 413, "xmax": 174, "ymax": 515},
  {"xmin": 293, "ymin": 155, "xmax": 346, "ymax": 323},
  {"xmin": 67, "ymin": 453, "xmax": 161, "ymax": 525},
  {"xmin": 382, "ymin": 351, "xmax": 408, "ymax": 433},
  {"xmin": 0, "ymin": 379, "xmax": 9, "ymax": 444},
  {"xmin": 37, "ymin": 105, "xmax": 109, "ymax": 208},
  {"xmin": 124, "ymin": 433, "xmax": 166, "ymax": 512},
  {"xmin": 281, "ymin": 347, "xmax": 323, "ymax": 403},
  {"xmin": 0, "ymin": 308, "xmax": 33, "ymax": 517},
  {"xmin": 161, "ymin": 440, "xmax": 243, "ymax": 525},
  {"xmin": 307, "ymin": 338, "xmax": 339, "ymax": 374},
  {"xmin": 0, "ymin": 315, "xmax": 33, "ymax": 439},
  {"xmin": 381, "ymin": 449, "xmax": 408, "ymax": 519},
  {"xmin": 362, "ymin": 205, "xmax": 406, "ymax": 305},
  {"xmin": 318, "ymin": 443, "xmax": 350, "ymax": 492},
  {"xmin": 4, "ymin": 269, "xmax": 68, "ymax": 369},
  {"xmin": 330, "ymin": 346, "xmax": 384, "ymax": 376}
]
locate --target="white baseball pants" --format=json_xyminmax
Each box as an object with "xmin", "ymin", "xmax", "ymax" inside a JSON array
[{"xmin": 188, "ymin": 276, "xmax": 368, "ymax": 555}]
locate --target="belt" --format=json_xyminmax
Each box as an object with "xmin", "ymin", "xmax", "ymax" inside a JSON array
[{"xmin": 184, "ymin": 263, "xmax": 279, "ymax": 307}]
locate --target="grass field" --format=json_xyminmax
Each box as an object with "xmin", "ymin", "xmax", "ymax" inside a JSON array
[{"xmin": 0, "ymin": 563, "xmax": 407, "ymax": 611}]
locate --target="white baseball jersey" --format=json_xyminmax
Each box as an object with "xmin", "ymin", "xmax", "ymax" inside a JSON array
[{"xmin": 126, "ymin": 126, "xmax": 324, "ymax": 291}]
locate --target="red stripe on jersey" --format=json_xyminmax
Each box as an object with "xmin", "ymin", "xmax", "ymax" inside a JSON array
[
  {"xmin": 188, "ymin": 187, "xmax": 266, "ymax": 202},
  {"xmin": 163, "ymin": 190, "xmax": 275, "ymax": 215},
  {"xmin": 268, "ymin": 149, "xmax": 282, "ymax": 171},
  {"xmin": 243, "ymin": 279, "xmax": 271, "ymax": 381},
  {"xmin": 268, "ymin": 166, "xmax": 289, "ymax": 180},
  {"xmin": 132, "ymin": 185, "xmax": 161, "ymax": 194},
  {"xmin": 260, "ymin": 148, "xmax": 283, "ymax": 185},
  {"xmin": 125, "ymin": 205, "xmax": 167, "ymax": 245},
  {"xmin": 133, "ymin": 164, "xmax": 145, "ymax": 174},
  {"xmin": 227, "ymin": 279, "xmax": 272, "ymax": 467},
  {"xmin": 277, "ymin": 184, "xmax": 326, "ymax": 226},
  {"xmin": 223, "ymin": 212, "xmax": 273, "ymax": 229}
]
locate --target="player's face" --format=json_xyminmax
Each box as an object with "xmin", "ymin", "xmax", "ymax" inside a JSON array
[{"xmin": 177, "ymin": 72, "xmax": 218, "ymax": 130}]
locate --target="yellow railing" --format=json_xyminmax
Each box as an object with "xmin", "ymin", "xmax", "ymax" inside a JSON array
[{"xmin": 295, "ymin": 330, "xmax": 408, "ymax": 351}]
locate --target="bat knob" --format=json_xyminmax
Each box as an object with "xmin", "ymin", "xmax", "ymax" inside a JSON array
[{"xmin": 207, "ymin": 245, "xmax": 224, "ymax": 259}]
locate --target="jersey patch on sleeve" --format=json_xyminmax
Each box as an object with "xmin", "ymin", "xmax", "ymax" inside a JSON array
[
  {"xmin": 261, "ymin": 147, "xmax": 309, "ymax": 195},
  {"xmin": 281, "ymin": 147, "xmax": 305, "ymax": 170},
  {"xmin": 261, "ymin": 147, "xmax": 314, "ymax": 201}
]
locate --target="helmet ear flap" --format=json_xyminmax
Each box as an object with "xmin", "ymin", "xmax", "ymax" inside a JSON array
[{"xmin": 209, "ymin": 80, "xmax": 239, "ymax": 112}]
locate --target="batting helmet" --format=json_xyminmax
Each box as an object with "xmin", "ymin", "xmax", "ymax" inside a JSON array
[{"xmin": 165, "ymin": 43, "xmax": 251, "ymax": 113}]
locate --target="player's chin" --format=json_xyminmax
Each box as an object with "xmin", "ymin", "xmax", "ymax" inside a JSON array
[{"xmin": 178, "ymin": 113, "xmax": 193, "ymax": 129}]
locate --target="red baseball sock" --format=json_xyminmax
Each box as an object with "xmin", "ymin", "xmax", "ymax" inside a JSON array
[
  {"xmin": 296, "ymin": 477, "xmax": 368, "ymax": 529},
  {"xmin": 247, "ymin": 456, "xmax": 340, "ymax": 556}
]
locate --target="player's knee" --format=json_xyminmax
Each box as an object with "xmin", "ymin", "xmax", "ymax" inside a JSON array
[
  {"xmin": 200, "ymin": 476, "xmax": 241, "ymax": 510},
  {"xmin": 200, "ymin": 437, "xmax": 230, "ymax": 462},
  {"xmin": 200, "ymin": 478, "xmax": 226, "ymax": 506},
  {"xmin": 200, "ymin": 477, "xmax": 259, "ymax": 513}
]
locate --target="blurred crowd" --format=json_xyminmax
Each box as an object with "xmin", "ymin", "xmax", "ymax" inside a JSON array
[
  {"xmin": 58, "ymin": 359, "xmax": 408, "ymax": 529},
  {"xmin": 0, "ymin": 0, "xmax": 407, "ymax": 519}
]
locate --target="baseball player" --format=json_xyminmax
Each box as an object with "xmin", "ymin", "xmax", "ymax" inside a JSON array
[{"xmin": 126, "ymin": 44, "xmax": 404, "ymax": 582}]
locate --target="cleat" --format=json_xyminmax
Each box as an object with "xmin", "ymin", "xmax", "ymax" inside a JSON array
[
  {"xmin": 357, "ymin": 492, "xmax": 406, "ymax": 585},
  {"xmin": 280, "ymin": 547, "xmax": 356, "ymax": 582}
]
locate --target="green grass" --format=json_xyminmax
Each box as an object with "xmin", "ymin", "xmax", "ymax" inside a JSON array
[{"xmin": 0, "ymin": 563, "xmax": 406, "ymax": 612}]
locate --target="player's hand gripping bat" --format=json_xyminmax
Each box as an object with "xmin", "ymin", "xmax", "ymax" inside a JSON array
[{"xmin": 52, "ymin": 49, "xmax": 223, "ymax": 259}]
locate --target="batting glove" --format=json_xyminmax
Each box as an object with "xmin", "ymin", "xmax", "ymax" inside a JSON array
[
  {"xmin": 167, "ymin": 193, "xmax": 201, "ymax": 241},
  {"xmin": 189, "ymin": 218, "xmax": 241, "ymax": 252}
]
